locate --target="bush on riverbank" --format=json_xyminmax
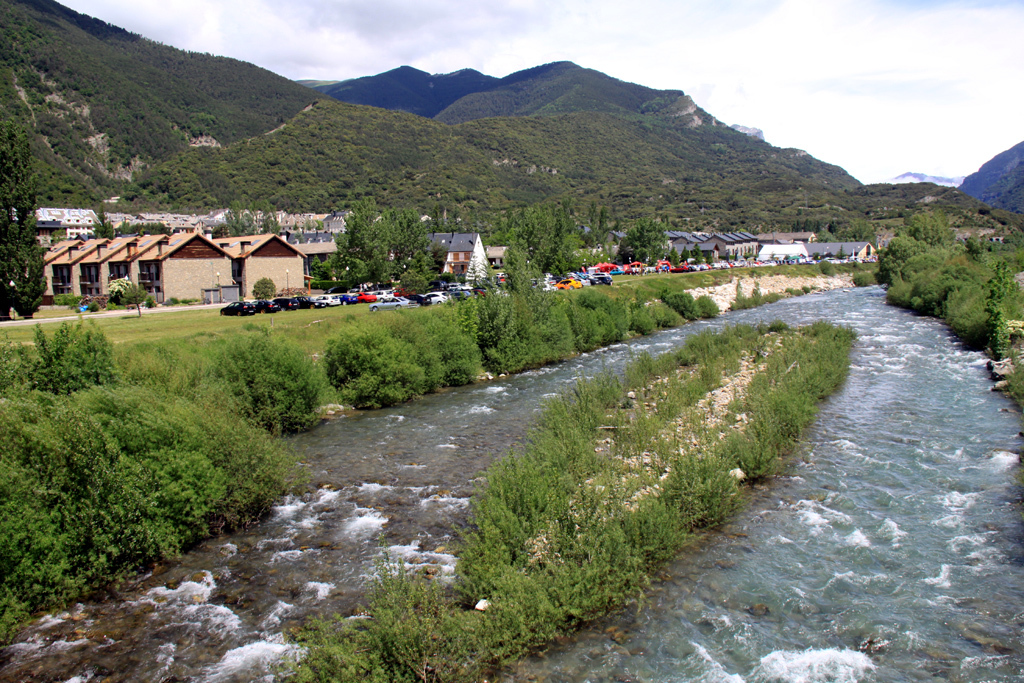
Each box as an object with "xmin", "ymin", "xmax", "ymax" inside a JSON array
[
  {"xmin": 877, "ymin": 211, "xmax": 1024, "ymax": 357},
  {"xmin": 0, "ymin": 384, "xmax": 296, "ymax": 644},
  {"xmin": 323, "ymin": 287, "xmax": 703, "ymax": 408},
  {"xmin": 295, "ymin": 322, "xmax": 856, "ymax": 682},
  {"xmin": 0, "ymin": 323, "xmax": 319, "ymax": 643}
]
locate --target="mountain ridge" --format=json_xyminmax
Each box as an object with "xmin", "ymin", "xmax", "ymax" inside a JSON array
[{"xmin": 960, "ymin": 140, "xmax": 1024, "ymax": 214}]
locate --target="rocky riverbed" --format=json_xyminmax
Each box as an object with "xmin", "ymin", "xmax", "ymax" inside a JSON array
[{"xmin": 687, "ymin": 272, "xmax": 855, "ymax": 312}]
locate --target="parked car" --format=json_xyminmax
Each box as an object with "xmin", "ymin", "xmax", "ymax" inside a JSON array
[
  {"xmin": 220, "ymin": 301, "xmax": 256, "ymax": 316},
  {"xmin": 293, "ymin": 296, "xmax": 328, "ymax": 309},
  {"xmin": 369, "ymin": 296, "xmax": 419, "ymax": 311},
  {"xmin": 591, "ymin": 273, "xmax": 613, "ymax": 285},
  {"xmin": 273, "ymin": 297, "xmax": 301, "ymax": 311},
  {"xmin": 324, "ymin": 286, "xmax": 349, "ymax": 295},
  {"xmin": 422, "ymin": 292, "xmax": 449, "ymax": 305},
  {"xmin": 608, "ymin": 268, "xmax": 624, "ymax": 276},
  {"xmin": 446, "ymin": 290, "xmax": 474, "ymax": 301},
  {"xmin": 311, "ymin": 294, "xmax": 341, "ymax": 306},
  {"xmin": 556, "ymin": 278, "xmax": 582, "ymax": 290},
  {"xmin": 355, "ymin": 292, "xmax": 378, "ymax": 304},
  {"xmin": 253, "ymin": 300, "xmax": 281, "ymax": 314}
]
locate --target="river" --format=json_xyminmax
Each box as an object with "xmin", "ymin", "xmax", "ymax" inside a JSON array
[{"xmin": 1, "ymin": 287, "xmax": 1021, "ymax": 682}]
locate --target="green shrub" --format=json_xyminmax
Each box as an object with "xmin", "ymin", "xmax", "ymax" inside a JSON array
[
  {"xmin": 0, "ymin": 384, "xmax": 297, "ymax": 640},
  {"xmin": 628, "ymin": 305, "xmax": 656, "ymax": 335},
  {"xmin": 662, "ymin": 291, "xmax": 700, "ymax": 319},
  {"xmin": 212, "ymin": 330, "xmax": 328, "ymax": 434},
  {"xmin": 144, "ymin": 295, "xmax": 156, "ymax": 308},
  {"xmin": 647, "ymin": 302, "xmax": 682, "ymax": 329},
  {"xmin": 86, "ymin": 301, "xmax": 101, "ymax": 312},
  {"xmin": 694, "ymin": 295, "xmax": 720, "ymax": 318},
  {"xmin": 52, "ymin": 294, "xmax": 81, "ymax": 307},
  {"xmin": 818, "ymin": 261, "xmax": 836, "ymax": 276},
  {"xmin": 852, "ymin": 271, "xmax": 876, "ymax": 287},
  {"xmin": 28, "ymin": 322, "xmax": 116, "ymax": 394},
  {"xmin": 324, "ymin": 324, "xmax": 428, "ymax": 408}
]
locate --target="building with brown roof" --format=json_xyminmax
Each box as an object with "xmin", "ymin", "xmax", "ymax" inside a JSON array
[{"xmin": 44, "ymin": 233, "xmax": 304, "ymax": 302}]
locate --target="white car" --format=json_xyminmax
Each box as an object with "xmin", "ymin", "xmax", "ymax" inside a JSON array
[
  {"xmin": 423, "ymin": 292, "xmax": 449, "ymax": 305},
  {"xmin": 312, "ymin": 294, "xmax": 342, "ymax": 306}
]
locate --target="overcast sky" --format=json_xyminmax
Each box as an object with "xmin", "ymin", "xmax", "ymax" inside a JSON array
[{"xmin": 61, "ymin": 0, "xmax": 1024, "ymax": 184}]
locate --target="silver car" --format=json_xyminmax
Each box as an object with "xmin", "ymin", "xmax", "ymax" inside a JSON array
[{"xmin": 369, "ymin": 296, "xmax": 420, "ymax": 312}]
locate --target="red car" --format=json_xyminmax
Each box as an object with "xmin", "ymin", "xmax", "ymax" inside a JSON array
[{"xmin": 355, "ymin": 292, "xmax": 378, "ymax": 304}]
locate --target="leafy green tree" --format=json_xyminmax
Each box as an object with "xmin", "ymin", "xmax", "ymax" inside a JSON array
[
  {"xmin": 625, "ymin": 217, "xmax": 666, "ymax": 264},
  {"xmin": 123, "ymin": 284, "xmax": 148, "ymax": 317},
  {"xmin": 503, "ymin": 204, "xmax": 581, "ymax": 274},
  {"xmin": 252, "ymin": 277, "xmax": 276, "ymax": 299},
  {"xmin": 905, "ymin": 211, "xmax": 954, "ymax": 247},
  {"xmin": 0, "ymin": 121, "xmax": 45, "ymax": 320},
  {"xmin": 876, "ymin": 235, "xmax": 926, "ymax": 286},
  {"xmin": 108, "ymin": 277, "xmax": 147, "ymax": 317},
  {"xmin": 225, "ymin": 202, "xmax": 256, "ymax": 237}
]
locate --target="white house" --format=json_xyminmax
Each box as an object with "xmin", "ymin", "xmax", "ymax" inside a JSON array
[{"xmin": 428, "ymin": 232, "xmax": 489, "ymax": 280}]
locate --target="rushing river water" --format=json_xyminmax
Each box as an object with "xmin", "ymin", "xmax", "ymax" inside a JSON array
[{"xmin": 2, "ymin": 287, "xmax": 1022, "ymax": 683}]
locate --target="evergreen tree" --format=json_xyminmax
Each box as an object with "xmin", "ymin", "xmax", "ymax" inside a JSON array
[
  {"xmin": 0, "ymin": 122, "xmax": 45, "ymax": 320},
  {"xmin": 94, "ymin": 210, "xmax": 115, "ymax": 240}
]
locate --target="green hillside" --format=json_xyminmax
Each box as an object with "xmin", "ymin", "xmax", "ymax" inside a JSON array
[
  {"xmin": 130, "ymin": 97, "xmax": 844, "ymax": 221},
  {"xmin": 961, "ymin": 140, "xmax": 1024, "ymax": 214},
  {"xmin": 0, "ymin": 0, "xmax": 316, "ymax": 204}
]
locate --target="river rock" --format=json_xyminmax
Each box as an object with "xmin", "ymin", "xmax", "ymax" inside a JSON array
[
  {"xmin": 748, "ymin": 603, "xmax": 770, "ymax": 617},
  {"xmin": 988, "ymin": 358, "xmax": 1014, "ymax": 380}
]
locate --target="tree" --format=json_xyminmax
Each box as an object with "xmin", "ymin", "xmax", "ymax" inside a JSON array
[
  {"xmin": 0, "ymin": 121, "xmax": 45, "ymax": 320},
  {"xmin": 876, "ymin": 235, "xmax": 926, "ymax": 286},
  {"xmin": 625, "ymin": 218, "xmax": 666, "ymax": 264},
  {"xmin": 94, "ymin": 210, "xmax": 115, "ymax": 240},
  {"xmin": 905, "ymin": 211, "xmax": 954, "ymax": 247},
  {"xmin": 109, "ymin": 277, "xmax": 147, "ymax": 317}
]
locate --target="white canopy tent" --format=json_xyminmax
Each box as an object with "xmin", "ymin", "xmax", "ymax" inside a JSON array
[{"xmin": 758, "ymin": 244, "xmax": 808, "ymax": 261}]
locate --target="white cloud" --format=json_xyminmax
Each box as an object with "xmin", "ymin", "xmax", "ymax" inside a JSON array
[{"xmin": 55, "ymin": 0, "xmax": 1024, "ymax": 183}]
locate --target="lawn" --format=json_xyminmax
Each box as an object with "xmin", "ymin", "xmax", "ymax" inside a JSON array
[
  {"xmin": 2, "ymin": 263, "xmax": 864, "ymax": 348},
  {"xmin": 0, "ymin": 304, "xmax": 373, "ymax": 351}
]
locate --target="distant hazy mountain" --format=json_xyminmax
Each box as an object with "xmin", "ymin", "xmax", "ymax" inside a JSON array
[
  {"xmin": 311, "ymin": 66, "xmax": 499, "ymax": 119},
  {"xmin": 960, "ymin": 141, "xmax": 1024, "ymax": 214},
  {"xmin": 887, "ymin": 172, "xmax": 965, "ymax": 188},
  {"xmin": 730, "ymin": 125, "xmax": 765, "ymax": 141}
]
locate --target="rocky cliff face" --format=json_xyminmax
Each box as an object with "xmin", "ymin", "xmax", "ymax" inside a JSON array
[{"xmin": 729, "ymin": 124, "xmax": 765, "ymax": 141}]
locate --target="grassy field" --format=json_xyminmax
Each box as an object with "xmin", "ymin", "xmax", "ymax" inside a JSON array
[{"xmin": 1, "ymin": 263, "xmax": 864, "ymax": 347}]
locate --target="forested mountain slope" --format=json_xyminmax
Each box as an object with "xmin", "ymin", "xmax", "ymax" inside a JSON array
[
  {"xmin": 961, "ymin": 140, "xmax": 1024, "ymax": 214},
  {"xmin": 0, "ymin": 0, "xmax": 316, "ymax": 204}
]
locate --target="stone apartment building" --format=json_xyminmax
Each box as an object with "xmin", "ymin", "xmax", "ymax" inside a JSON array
[{"xmin": 44, "ymin": 233, "xmax": 304, "ymax": 303}]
